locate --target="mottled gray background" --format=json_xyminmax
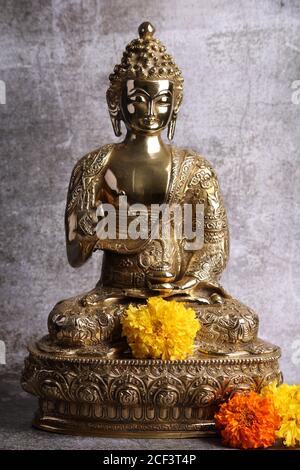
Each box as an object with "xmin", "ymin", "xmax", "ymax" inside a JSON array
[{"xmin": 1, "ymin": 0, "xmax": 300, "ymax": 389}]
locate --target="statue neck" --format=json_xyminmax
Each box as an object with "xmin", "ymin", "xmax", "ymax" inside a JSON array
[{"xmin": 122, "ymin": 131, "xmax": 169, "ymax": 158}]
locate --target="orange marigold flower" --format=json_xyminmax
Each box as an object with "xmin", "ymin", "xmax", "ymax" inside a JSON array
[{"xmin": 215, "ymin": 391, "xmax": 281, "ymax": 449}]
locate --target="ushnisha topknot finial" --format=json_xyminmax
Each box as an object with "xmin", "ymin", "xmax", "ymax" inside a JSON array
[
  {"xmin": 107, "ymin": 22, "xmax": 183, "ymax": 95},
  {"xmin": 138, "ymin": 21, "xmax": 155, "ymax": 39}
]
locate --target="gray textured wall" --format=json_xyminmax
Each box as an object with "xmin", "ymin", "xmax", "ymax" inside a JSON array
[{"xmin": 0, "ymin": 0, "xmax": 299, "ymax": 383}]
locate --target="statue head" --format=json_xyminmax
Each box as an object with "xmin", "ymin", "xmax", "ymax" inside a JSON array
[{"xmin": 107, "ymin": 22, "xmax": 184, "ymax": 140}]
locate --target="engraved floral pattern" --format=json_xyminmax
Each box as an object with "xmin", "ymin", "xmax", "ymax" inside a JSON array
[{"xmin": 21, "ymin": 343, "xmax": 282, "ymax": 435}]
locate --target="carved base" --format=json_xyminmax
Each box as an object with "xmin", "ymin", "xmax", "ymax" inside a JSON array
[
  {"xmin": 22, "ymin": 341, "xmax": 282, "ymax": 438},
  {"xmin": 32, "ymin": 410, "xmax": 216, "ymax": 438}
]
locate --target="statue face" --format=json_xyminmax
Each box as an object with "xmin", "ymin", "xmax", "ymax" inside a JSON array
[{"xmin": 121, "ymin": 79, "xmax": 174, "ymax": 134}]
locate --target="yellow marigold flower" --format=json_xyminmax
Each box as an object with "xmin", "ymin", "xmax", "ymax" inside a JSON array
[
  {"xmin": 276, "ymin": 404, "xmax": 300, "ymax": 447},
  {"xmin": 262, "ymin": 382, "xmax": 297, "ymax": 415},
  {"xmin": 121, "ymin": 297, "xmax": 200, "ymax": 360},
  {"xmin": 261, "ymin": 381, "xmax": 300, "ymax": 447}
]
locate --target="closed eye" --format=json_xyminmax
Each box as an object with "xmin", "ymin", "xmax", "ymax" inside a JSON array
[
  {"xmin": 155, "ymin": 95, "xmax": 171, "ymax": 105},
  {"xmin": 129, "ymin": 94, "xmax": 147, "ymax": 103}
]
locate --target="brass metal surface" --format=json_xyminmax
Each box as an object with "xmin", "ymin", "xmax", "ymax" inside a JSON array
[
  {"xmin": 22, "ymin": 341, "xmax": 281, "ymax": 438},
  {"xmin": 22, "ymin": 22, "xmax": 281, "ymax": 437}
]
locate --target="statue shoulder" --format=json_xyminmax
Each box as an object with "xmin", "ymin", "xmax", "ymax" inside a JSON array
[
  {"xmin": 69, "ymin": 143, "xmax": 114, "ymax": 190},
  {"xmin": 177, "ymin": 147, "xmax": 219, "ymax": 181},
  {"xmin": 183, "ymin": 148, "xmax": 215, "ymax": 170},
  {"xmin": 66, "ymin": 144, "xmax": 114, "ymax": 215}
]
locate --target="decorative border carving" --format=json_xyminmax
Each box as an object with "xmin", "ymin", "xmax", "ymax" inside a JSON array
[{"xmin": 22, "ymin": 341, "xmax": 282, "ymax": 436}]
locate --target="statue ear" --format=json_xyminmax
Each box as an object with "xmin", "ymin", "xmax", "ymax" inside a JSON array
[
  {"xmin": 107, "ymin": 89, "xmax": 122, "ymax": 137},
  {"xmin": 167, "ymin": 92, "xmax": 183, "ymax": 141}
]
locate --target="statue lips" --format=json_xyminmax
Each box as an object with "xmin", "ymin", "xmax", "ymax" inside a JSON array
[{"xmin": 140, "ymin": 116, "xmax": 160, "ymax": 129}]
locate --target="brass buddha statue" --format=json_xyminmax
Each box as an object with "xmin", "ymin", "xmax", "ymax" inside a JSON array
[{"xmin": 22, "ymin": 22, "xmax": 281, "ymax": 437}]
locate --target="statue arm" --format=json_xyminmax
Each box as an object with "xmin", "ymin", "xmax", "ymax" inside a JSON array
[
  {"xmin": 185, "ymin": 160, "xmax": 229, "ymax": 287},
  {"xmin": 148, "ymin": 157, "xmax": 229, "ymax": 298},
  {"xmin": 65, "ymin": 152, "xmax": 102, "ymax": 267}
]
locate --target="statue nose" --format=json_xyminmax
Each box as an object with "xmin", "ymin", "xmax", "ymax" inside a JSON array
[{"xmin": 147, "ymin": 99, "xmax": 155, "ymax": 117}]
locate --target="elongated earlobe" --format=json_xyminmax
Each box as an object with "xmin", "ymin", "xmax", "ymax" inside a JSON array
[
  {"xmin": 167, "ymin": 114, "xmax": 177, "ymax": 141},
  {"xmin": 107, "ymin": 88, "xmax": 122, "ymax": 137},
  {"xmin": 168, "ymin": 92, "xmax": 182, "ymax": 140},
  {"xmin": 110, "ymin": 116, "xmax": 122, "ymax": 137}
]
